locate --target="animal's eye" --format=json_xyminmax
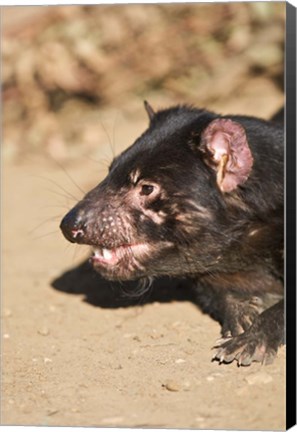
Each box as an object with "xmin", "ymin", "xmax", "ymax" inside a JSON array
[{"xmin": 140, "ymin": 184, "xmax": 154, "ymax": 196}]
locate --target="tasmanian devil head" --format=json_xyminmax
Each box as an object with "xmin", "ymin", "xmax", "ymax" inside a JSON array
[{"xmin": 60, "ymin": 102, "xmax": 281, "ymax": 281}]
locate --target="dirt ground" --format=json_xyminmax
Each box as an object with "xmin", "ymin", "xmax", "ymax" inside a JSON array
[{"xmin": 2, "ymin": 97, "xmax": 286, "ymax": 429}]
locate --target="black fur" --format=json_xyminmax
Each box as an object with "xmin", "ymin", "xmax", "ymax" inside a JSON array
[{"xmin": 60, "ymin": 104, "xmax": 284, "ymax": 366}]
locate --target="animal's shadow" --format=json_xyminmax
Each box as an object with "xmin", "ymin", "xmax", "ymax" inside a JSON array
[{"xmin": 51, "ymin": 259, "xmax": 196, "ymax": 309}]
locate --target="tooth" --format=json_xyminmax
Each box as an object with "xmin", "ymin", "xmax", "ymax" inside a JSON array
[{"xmin": 102, "ymin": 248, "xmax": 113, "ymax": 260}]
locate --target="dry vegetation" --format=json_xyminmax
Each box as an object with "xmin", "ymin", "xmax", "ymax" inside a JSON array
[{"xmin": 3, "ymin": 3, "xmax": 285, "ymax": 161}]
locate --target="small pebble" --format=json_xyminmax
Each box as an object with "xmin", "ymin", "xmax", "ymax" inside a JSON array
[
  {"xmin": 150, "ymin": 331, "xmax": 163, "ymax": 340},
  {"xmin": 175, "ymin": 358, "xmax": 186, "ymax": 364},
  {"xmin": 71, "ymin": 407, "xmax": 80, "ymax": 413},
  {"xmin": 162, "ymin": 380, "xmax": 180, "ymax": 392},
  {"xmin": 47, "ymin": 409, "xmax": 59, "ymax": 416},
  {"xmin": 3, "ymin": 333, "xmax": 10, "ymax": 339},
  {"xmin": 206, "ymin": 372, "xmax": 223, "ymax": 381},
  {"xmin": 123, "ymin": 333, "xmax": 135, "ymax": 338},
  {"xmin": 38, "ymin": 327, "xmax": 50, "ymax": 336},
  {"xmin": 245, "ymin": 371, "xmax": 273, "ymax": 385},
  {"xmin": 44, "ymin": 357, "xmax": 53, "ymax": 364},
  {"xmin": 171, "ymin": 321, "xmax": 181, "ymax": 328}
]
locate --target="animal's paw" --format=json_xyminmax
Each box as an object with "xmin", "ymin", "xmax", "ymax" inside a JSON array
[
  {"xmin": 221, "ymin": 295, "xmax": 264, "ymax": 338},
  {"xmin": 213, "ymin": 298, "xmax": 284, "ymax": 366},
  {"xmin": 212, "ymin": 327, "xmax": 278, "ymax": 366}
]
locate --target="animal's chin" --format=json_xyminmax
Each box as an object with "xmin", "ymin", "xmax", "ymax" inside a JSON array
[{"xmin": 90, "ymin": 243, "xmax": 151, "ymax": 280}]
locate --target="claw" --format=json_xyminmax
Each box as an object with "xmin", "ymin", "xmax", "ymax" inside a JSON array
[
  {"xmin": 212, "ymin": 352, "xmax": 218, "ymax": 361},
  {"xmin": 219, "ymin": 354, "xmax": 225, "ymax": 364},
  {"xmin": 213, "ymin": 336, "xmax": 232, "ymax": 347},
  {"xmin": 262, "ymin": 350, "xmax": 275, "ymax": 366},
  {"xmin": 211, "ymin": 327, "xmax": 278, "ymax": 366},
  {"xmin": 238, "ymin": 353, "xmax": 252, "ymax": 366}
]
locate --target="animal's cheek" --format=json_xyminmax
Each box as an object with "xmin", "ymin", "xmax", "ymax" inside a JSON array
[
  {"xmin": 139, "ymin": 208, "xmax": 167, "ymax": 225},
  {"xmin": 124, "ymin": 188, "xmax": 168, "ymax": 226}
]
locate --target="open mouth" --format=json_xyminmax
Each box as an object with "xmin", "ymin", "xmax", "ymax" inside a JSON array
[
  {"xmin": 91, "ymin": 243, "xmax": 150, "ymax": 267},
  {"xmin": 92, "ymin": 247, "xmax": 121, "ymax": 266}
]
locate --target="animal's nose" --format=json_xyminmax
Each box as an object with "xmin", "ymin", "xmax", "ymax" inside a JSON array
[{"xmin": 60, "ymin": 207, "xmax": 86, "ymax": 244}]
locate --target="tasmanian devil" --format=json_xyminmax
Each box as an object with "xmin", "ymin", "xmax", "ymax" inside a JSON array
[{"xmin": 60, "ymin": 102, "xmax": 284, "ymax": 366}]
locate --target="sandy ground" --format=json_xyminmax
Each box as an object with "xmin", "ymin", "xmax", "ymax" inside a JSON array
[{"xmin": 1, "ymin": 102, "xmax": 286, "ymax": 430}]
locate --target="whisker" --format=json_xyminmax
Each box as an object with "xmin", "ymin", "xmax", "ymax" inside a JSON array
[
  {"xmin": 71, "ymin": 243, "xmax": 90, "ymax": 263},
  {"xmin": 44, "ymin": 187, "xmax": 77, "ymax": 202},
  {"xmin": 82, "ymin": 155, "xmax": 111, "ymax": 170},
  {"xmin": 121, "ymin": 277, "xmax": 153, "ymax": 298},
  {"xmin": 29, "ymin": 215, "xmax": 63, "ymax": 234},
  {"xmin": 32, "ymin": 230, "xmax": 60, "ymax": 240},
  {"xmin": 47, "ymin": 155, "xmax": 86, "ymax": 195},
  {"xmin": 112, "ymin": 110, "xmax": 119, "ymax": 157},
  {"xmin": 97, "ymin": 117, "xmax": 115, "ymax": 160},
  {"xmin": 38, "ymin": 204, "xmax": 70, "ymax": 211},
  {"xmin": 31, "ymin": 175, "xmax": 80, "ymax": 202}
]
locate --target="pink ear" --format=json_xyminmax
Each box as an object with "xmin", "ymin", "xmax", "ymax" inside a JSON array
[{"xmin": 200, "ymin": 118, "xmax": 253, "ymax": 193}]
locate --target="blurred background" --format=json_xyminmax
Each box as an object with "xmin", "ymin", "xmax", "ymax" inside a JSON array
[{"xmin": 2, "ymin": 3, "xmax": 285, "ymax": 163}]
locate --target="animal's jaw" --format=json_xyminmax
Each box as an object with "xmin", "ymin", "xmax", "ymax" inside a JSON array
[{"xmin": 90, "ymin": 242, "xmax": 152, "ymax": 280}]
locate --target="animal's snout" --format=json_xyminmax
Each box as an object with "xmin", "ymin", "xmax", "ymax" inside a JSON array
[
  {"xmin": 60, "ymin": 206, "xmax": 87, "ymax": 244},
  {"xmin": 60, "ymin": 199, "xmax": 126, "ymax": 249}
]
